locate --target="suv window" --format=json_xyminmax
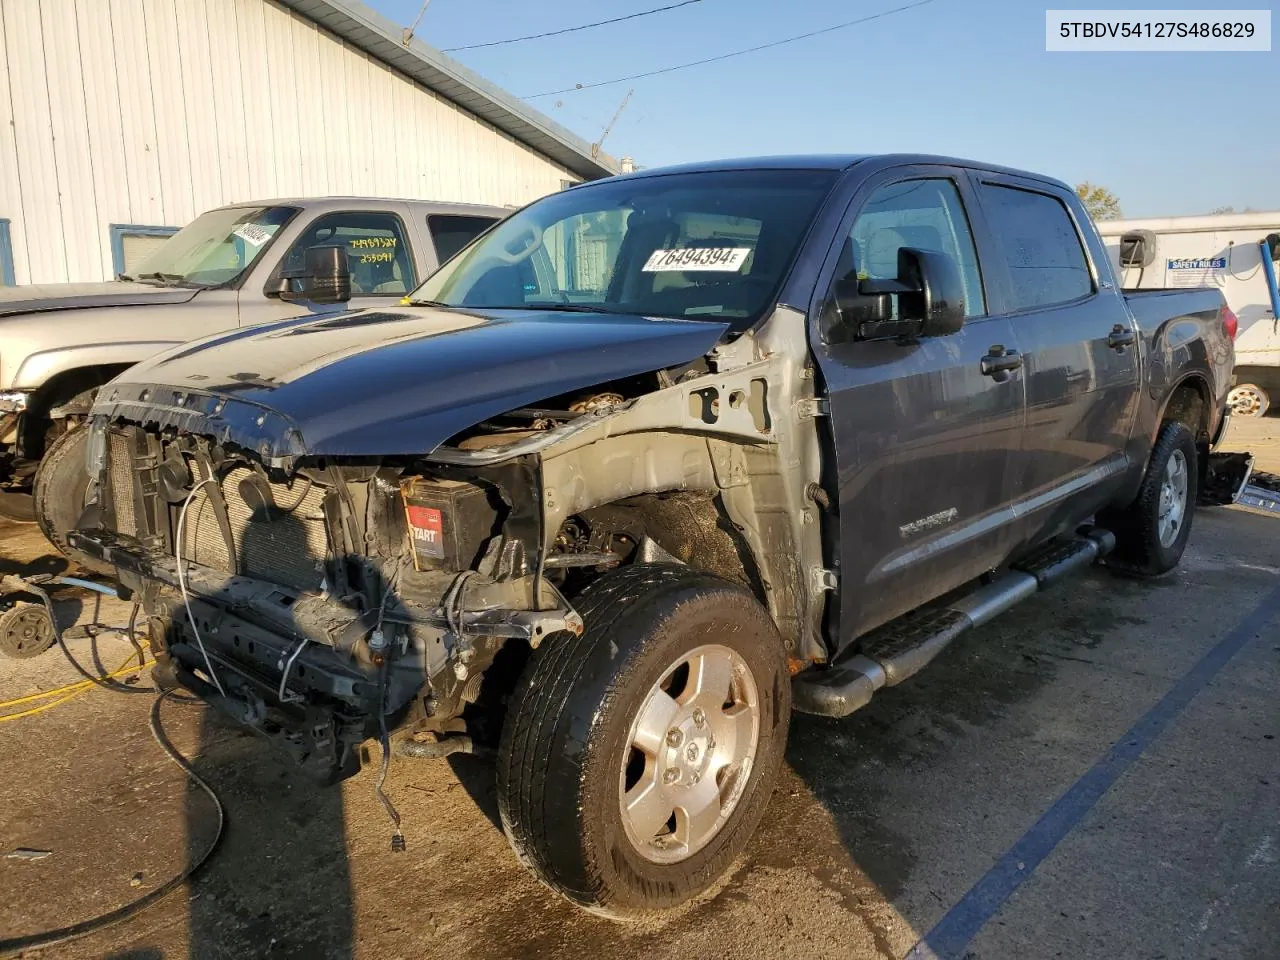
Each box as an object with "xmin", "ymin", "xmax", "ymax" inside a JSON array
[
  {"xmin": 844, "ymin": 179, "xmax": 985, "ymax": 318},
  {"xmin": 427, "ymin": 214, "xmax": 499, "ymax": 265},
  {"xmin": 281, "ymin": 212, "xmax": 415, "ymax": 296},
  {"xmin": 978, "ymin": 185, "xmax": 1093, "ymax": 311}
]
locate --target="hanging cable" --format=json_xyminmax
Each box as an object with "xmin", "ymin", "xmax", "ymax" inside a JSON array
[
  {"xmin": 444, "ymin": 0, "xmax": 703, "ymax": 52},
  {"xmin": 523, "ymin": 0, "xmax": 937, "ymax": 98},
  {"xmin": 176, "ymin": 478, "xmax": 226, "ymax": 696}
]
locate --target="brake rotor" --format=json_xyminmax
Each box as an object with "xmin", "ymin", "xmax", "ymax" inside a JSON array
[{"xmin": 0, "ymin": 602, "xmax": 56, "ymax": 659}]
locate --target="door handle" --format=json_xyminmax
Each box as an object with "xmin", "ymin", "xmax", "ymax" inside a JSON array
[
  {"xmin": 981, "ymin": 345, "xmax": 1023, "ymax": 381},
  {"xmin": 1107, "ymin": 324, "xmax": 1136, "ymax": 350}
]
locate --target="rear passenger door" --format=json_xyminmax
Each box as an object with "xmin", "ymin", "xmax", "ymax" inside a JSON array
[
  {"xmin": 971, "ymin": 176, "xmax": 1141, "ymax": 544},
  {"xmin": 812, "ymin": 167, "xmax": 1026, "ymax": 643}
]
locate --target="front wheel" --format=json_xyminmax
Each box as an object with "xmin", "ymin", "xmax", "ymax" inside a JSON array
[
  {"xmin": 496, "ymin": 564, "xmax": 790, "ymax": 918},
  {"xmin": 1100, "ymin": 420, "xmax": 1198, "ymax": 577},
  {"xmin": 33, "ymin": 426, "xmax": 109, "ymax": 575}
]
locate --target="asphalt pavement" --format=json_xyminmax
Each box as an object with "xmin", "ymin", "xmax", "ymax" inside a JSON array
[{"xmin": 0, "ymin": 417, "xmax": 1276, "ymax": 960}]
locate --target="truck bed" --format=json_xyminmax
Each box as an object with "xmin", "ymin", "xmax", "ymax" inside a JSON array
[{"xmin": 1123, "ymin": 286, "xmax": 1225, "ymax": 337}]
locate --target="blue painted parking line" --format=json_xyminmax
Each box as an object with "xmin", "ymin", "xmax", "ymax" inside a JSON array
[{"xmin": 906, "ymin": 582, "xmax": 1280, "ymax": 960}]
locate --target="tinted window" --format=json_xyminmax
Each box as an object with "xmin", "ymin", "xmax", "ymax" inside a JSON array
[
  {"xmin": 979, "ymin": 185, "xmax": 1093, "ymax": 310},
  {"xmin": 413, "ymin": 169, "xmax": 839, "ymax": 323},
  {"xmin": 843, "ymin": 178, "xmax": 985, "ymax": 318},
  {"xmin": 281, "ymin": 212, "xmax": 415, "ymax": 296},
  {"xmin": 427, "ymin": 214, "xmax": 499, "ymax": 265}
]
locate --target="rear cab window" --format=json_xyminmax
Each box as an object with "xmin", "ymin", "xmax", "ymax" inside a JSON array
[
  {"xmin": 977, "ymin": 184, "xmax": 1094, "ymax": 311},
  {"xmin": 427, "ymin": 214, "xmax": 500, "ymax": 265}
]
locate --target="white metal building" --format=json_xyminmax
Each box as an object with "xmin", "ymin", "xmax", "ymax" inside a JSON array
[{"xmin": 0, "ymin": 0, "xmax": 616, "ymax": 286}]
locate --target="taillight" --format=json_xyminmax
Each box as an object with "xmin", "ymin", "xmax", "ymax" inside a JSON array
[{"xmin": 1222, "ymin": 304, "xmax": 1238, "ymax": 340}]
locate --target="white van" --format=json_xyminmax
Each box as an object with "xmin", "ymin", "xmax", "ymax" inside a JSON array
[{"xmin": 1099, "ymin": 212, "xmax": 1280, "ymax": 417}]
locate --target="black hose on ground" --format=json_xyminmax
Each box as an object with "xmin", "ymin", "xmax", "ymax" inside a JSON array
[{"xmin": 0, "ymin": 691, "xmax": 225, "ymax": 958}]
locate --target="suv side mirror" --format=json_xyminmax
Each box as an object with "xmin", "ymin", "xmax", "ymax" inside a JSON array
[
  {"xmin": 831, "ymin": 247, "xmax": 965, "ymax": 340},
  {"xmin": 271, "ymin": 245, "xmax": 352, "ymax": 305}
]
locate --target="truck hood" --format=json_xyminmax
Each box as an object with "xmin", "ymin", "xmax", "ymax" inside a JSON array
[
  {"xmin": 0, "ymin": 280, "xmax": 199, "ymax": 318},
  {"xmin": 93, "ymin": 305, "xmax": 730, "ymax": 460}
]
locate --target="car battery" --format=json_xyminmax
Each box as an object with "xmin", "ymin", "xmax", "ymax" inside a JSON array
[{"xmin": 400, "ymin": 477, "xmax": 502, "ymax": 572}]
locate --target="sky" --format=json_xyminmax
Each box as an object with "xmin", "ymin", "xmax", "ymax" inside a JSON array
[{"xmin": 367, "ymin": 0, "xmax": 1277, "ymax": 218}]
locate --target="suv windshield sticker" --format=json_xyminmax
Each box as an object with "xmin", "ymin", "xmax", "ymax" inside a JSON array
[
  {"xmin": 642, "ymin": 247, "xmax": 751, "ymax": 272},
  {"xmin": 233, "ymin": 223, "xmax": 273, "ymax": 247}
]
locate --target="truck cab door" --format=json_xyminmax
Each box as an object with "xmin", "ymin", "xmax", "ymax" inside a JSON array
[
  {"xmin": 810, "ymin": 169, "xmax": 1026, "ymax": 648},
  {"xmin": 245, "ymin": 209, "xmax": 421, "ymax": 326},
  {"xmin": 967, "ymin": 175, "xmax": 1141, "ymax": 547}
]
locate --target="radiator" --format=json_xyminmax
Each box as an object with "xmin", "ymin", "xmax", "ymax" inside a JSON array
[
  {"xmin": 181, "ymin": 464, "xmax": 330, "ymax": 592},
  {"xmin": 107, "ymin": 431, "xmax": 138, "ymax": 538}
]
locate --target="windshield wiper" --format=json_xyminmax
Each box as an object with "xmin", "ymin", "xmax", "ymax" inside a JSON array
[
  {"xmin": 506, "ymin": 303, "xmax": 633, "ymax": 314},
  {"xmin": 135, "ymin": 271, "xmax": 196, "ymax": 287}
]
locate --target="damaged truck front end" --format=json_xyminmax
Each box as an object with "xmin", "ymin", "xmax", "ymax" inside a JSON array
[
  {"xmin": 69, "ymin": 302, "xmax": 828, "ymax": 785},
  {"xmin": 70, "ymin": 393, "xmax": 587, "ymax": 783}
]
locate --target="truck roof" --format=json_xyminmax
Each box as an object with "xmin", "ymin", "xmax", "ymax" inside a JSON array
[
  {"xmin": 212, "ymin": 196, "xmax": 514, "ymax": 216},
  {"xmin": 609, "ymin": 153, "xmax": 1073, "ymax": 191}
]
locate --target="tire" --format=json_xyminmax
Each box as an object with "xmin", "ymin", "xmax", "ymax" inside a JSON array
[
  {"xmin": 0, "ymin": 602, "xmax": 56, "ymax": 658},
  {"xmin": 496, "ymin": 564, "xmax": 790, "ymax": 918},
  {"xmin": 33, "ymin": 425, "xmax": 109, "ymax": 575},
  {"xmin": 1100, "ymin": 421, "xmax": 1198, "ymax": 577},
  {"xmin": 1227, "ymin": 383, "xmax": 1270, "ymax": 419}
]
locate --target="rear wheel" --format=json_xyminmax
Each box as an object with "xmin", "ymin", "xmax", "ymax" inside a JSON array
[
  {"xmin": 1101, "ymin": 421, "xmax": 1198, "ymax": 577},
  {"xmin": 496, "ymin": 564, "xmax": 790, "ymax": 917},
  {"xmin": 33, "ymin": 426, "xmax": 108, "ymax": 575}
]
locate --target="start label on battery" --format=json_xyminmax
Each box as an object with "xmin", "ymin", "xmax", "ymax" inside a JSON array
[{"xmin": 406, "ymin": 505, "xmax": 444, "ymax": 559}]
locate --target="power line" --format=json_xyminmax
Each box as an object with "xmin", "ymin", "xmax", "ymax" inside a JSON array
[
  {"xmin": 523, "ymin": 0, "xmax": 937, "ymax": 98},
  {"xmin": 443, "ymin": 0, "xmax": 704, "ymax": 53}
]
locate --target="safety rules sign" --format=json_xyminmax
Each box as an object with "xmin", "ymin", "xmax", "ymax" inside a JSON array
[{"xmin": 1165, "ymin": 257, "xmax": 1227, "ymax": 287}]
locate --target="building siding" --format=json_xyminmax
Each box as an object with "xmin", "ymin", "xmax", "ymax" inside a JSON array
[{"xmin": 0, "ymin": 0, "xmax": 578, "ymax": 284}]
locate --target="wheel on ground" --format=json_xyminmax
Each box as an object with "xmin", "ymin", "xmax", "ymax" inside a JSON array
[
  {"xmin": 33, "ymin": 426, "xmax": 109, "ymax": 575},
  {"xmin": 496, "ymin": 563, "xmax": 790, "ymax": 917},
  {"xmin": 0, "ymin": 602, "xmax": 56, "ymax": 658},
  {"xmin": 1100, "ymin": 421, "xmax": 1198, "ymax": 577},
  {"xmin": 1227, "ymin": 383, "xmax": 1270, "ymax": 419}
]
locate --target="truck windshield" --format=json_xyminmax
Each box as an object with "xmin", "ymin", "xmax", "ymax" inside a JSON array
[
  {"xmin": 410, "ymin": 169, "xmax": 838, "ymax": 321},
  {"xmin": 125, "ymin": 205, "xmax": 299, "ymax": 288}
]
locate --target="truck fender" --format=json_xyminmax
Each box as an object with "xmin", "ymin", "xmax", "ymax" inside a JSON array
[{"xmin": 13, "ymin": 341, "xmax": 182, "ymax": 392}]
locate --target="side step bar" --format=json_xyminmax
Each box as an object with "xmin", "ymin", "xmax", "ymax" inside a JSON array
[{"xmin": 793, "ymin": 528, "xmax": 1116, "ymax": 718}]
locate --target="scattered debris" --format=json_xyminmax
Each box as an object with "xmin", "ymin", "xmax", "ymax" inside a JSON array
[{"xmin": 5, "ymin": 847, "xmax": 53, "ymax": 861}]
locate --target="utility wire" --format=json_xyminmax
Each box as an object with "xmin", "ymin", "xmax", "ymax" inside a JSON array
[
  {"xmin": 443, "ymin": 0, "xmax": 704, "ymax": 52},
  {"xmin": 523, "ymin": 0, "xmax": 937, "ymax": 98}
]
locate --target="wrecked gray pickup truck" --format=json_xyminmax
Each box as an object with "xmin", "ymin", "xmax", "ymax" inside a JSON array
[{"xmin": 61, "ymin": 154, "xmax": 1240, "ymax": 916}]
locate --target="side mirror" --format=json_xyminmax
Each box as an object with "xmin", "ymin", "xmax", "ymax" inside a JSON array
[
  {"xmin": 898, "ymin": 247, "xmax": 965, "ymax": 337},
  {"xmin": 273, "ymin": 245, "xmax": 352, "ymax": 304},
  {"xmin": 830, "ymin": 272, "xmax": 891, "ymax": 340},
  {"xmin": 830, "ymin": 247, "xmax": 964, "ymax": 341}
]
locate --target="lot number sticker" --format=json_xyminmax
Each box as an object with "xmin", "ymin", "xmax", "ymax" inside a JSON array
[
  {"xmin": 642, "ymin": 247, "xmax": 751, "ymax": 272},
  {"xmin": 233, "ymin": 223, "xmax": 274, "ymax": 247}
]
